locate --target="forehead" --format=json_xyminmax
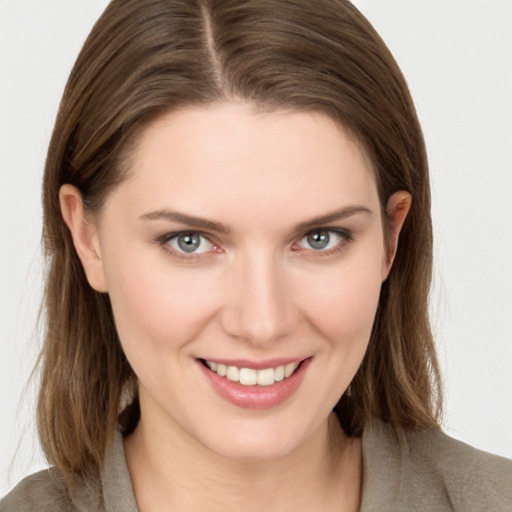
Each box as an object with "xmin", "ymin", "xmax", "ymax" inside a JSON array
[{"xmin": 108, "ymin": 102, "xmax": 380, "ymax": 228}]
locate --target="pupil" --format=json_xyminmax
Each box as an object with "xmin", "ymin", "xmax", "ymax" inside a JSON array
[
  {"xmin": 178, "ymin": 233, "xmax": 200, "ymax": 252},
  {"xmin": 308, "ymin": 231, "xmax": 330, "ymax": 250}
]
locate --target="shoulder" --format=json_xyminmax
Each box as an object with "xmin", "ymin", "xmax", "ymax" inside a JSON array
[
  {"xmin": 361, "ymin": 418, "xmax": 512, "ymax": 512},
  {"xmin": 404, "ymin": 425, "xmax": 512, "ymax": 496},
  {"xmin": 0, "ymin": 467, "xmax": 102, "ymax": 512},
  {"xmin": 0, "ymin": 468, "xmax": 72, "ymax": 512},
  {"xmin": 1, "ymin": 428, "xmax": 134, "ymax": 512}
]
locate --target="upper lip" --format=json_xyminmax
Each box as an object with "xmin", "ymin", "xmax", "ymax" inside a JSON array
[{"xmin": 199, "ymin": 356, "xmax": 310, "ymax": 370}]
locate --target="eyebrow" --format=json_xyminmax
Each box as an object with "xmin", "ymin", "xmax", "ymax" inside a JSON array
[
  {"xmin": 139, "ymin": 205, "xmax": 373, "ymax": 234},
  {"xmin": 294, "ymin": 205, "xmax": 373, "ymax": 232},
  {"xmin": 139, "ymin": 210, "xmax": 231, "ymax": 233}
]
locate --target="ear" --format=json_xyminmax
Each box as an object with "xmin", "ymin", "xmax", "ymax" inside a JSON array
[
  {"xmin": 59, "ymin": 184, "xmax": 108, "ymax": 292},
  {"xmin": 381, "ymin": 190, "xmax": 412, "ymax": 280}
]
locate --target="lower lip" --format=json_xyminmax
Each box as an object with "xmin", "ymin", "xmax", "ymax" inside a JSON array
[{"xmin": 198, "ymin": 358, "xmax": 311, "ymax": 410}]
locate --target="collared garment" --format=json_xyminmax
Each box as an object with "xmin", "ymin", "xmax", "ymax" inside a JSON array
[{"xmin": 2, "ymin": 418, "xmax": 511, "ymax": 511}]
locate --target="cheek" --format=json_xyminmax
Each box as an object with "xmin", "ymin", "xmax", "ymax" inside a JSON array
[
  {"xmin": 103, "ymin": 248, "xmax": 221, "ymax": 357},
  {"xmin": 291, "ymin": 257, "xmax": 383, "ymax": 413},
  {"xmin": 297, "ymin": 258, "xmax": 383, "ymax": 345}
]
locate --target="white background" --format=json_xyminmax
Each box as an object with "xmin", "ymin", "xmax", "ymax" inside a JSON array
[{"xmin": 1, "ymin": 0, "xmax": 511, "ymax": 497}]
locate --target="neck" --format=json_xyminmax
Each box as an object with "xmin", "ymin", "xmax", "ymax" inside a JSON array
[{"xmin": 125, "ymin": 412, "xmax": 362, "ymax": 512}]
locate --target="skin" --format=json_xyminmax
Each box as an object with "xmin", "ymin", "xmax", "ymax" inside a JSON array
[{"xmin": 61, "ymin": 102, "xmax": 411, "ymax": 512}]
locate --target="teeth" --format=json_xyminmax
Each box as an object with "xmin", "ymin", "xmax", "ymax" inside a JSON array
[
  {"xmin": 274, "ymin": 365, "xmax": 285, "ymax": 382},
  {"xmin": 239, "ymin": 368, "xmax": 257, "ymax": 386},
  {"xmin": 204, "ymin": 360, "xmax": 300, "ymax": 386},
  {"xmin": 284, "ymin": 362, "xmax": 297, "ymax": 378},
  {"xmin": 226, "ymin": 366, "xmax": 239, "ymax": 382},
  {"xmin": 205, "ymin": 360, "xmax": 217, "ymax": 372},
  {"xmin": 257, "ymin": 368, "xmax": 274, "ymax": 386}
]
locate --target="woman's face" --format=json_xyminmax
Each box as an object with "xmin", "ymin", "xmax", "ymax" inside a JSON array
[{"xmin": 65, "ymin": 103, "xmax": 405, "ymax": 461}]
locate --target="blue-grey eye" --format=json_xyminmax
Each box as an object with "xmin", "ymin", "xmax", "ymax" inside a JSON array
[
  {"xmin": 299, "ymin": 230, "xmax": 343, "ymax": 251},
  {"xmin": 168, "ymin": 232, "xmax": 213, "ymax": 254}
]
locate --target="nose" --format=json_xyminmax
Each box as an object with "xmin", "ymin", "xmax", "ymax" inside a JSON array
[{"xmin": 220, "ymin": 250, "xmax": 298, "ymax": 347}]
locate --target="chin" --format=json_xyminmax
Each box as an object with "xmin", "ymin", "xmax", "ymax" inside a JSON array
[{"xmin": 187, "ymin": 410, "xmax": 324, "ymax": 463}]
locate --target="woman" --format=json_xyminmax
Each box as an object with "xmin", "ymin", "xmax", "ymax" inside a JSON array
[{"xmin": 2, "ymin": 0, "xmax": 511, "ymax": 510}]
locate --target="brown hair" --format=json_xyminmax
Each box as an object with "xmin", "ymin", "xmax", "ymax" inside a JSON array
[{"xmin": 38, "ymin": 0, "xmax": 442, "ymax": 480}]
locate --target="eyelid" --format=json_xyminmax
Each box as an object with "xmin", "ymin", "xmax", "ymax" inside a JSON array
[
  {"xmin": 293, "ymin": 227, "xmax": 353, "ymax": 254},
  {"xmin": 302, "ymin": 226, "xmax": 353, "ymax": 240},
  {"xmin": 155, "ymin": 227, "xmax": 353, "ymax": 260},
  {"xmin": 157, "ymin": 230, "xmax": 219, "ymax": 259}
]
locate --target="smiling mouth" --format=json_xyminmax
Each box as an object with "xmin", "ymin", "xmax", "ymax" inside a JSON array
[{"xmin": 201, "ymin": 359, "xmax": 302, "ymax": 387}]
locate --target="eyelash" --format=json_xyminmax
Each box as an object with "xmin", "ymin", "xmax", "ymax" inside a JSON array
[
  {"xmin": 156, "ymin": 228, "xmax": 353, "ymax": 261},
  {"xmin": 157, "ymin": 231, "xmax": 219, "ymax": 261},
  {"xmin": 292, "ymin": 228, "xmax": 353, "ymax": 257}
]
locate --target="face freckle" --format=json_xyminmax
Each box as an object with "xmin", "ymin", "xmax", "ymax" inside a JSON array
[{"xmin": 95, "ymin": 102, "xmax": 389, "ymax": 461}]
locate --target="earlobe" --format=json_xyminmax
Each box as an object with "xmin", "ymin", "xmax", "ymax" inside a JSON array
[
  {"xmin": 59, "ymin": 184, "xmax": 108, "ymax": 292},
  {"xmin": 381, "ymin": 190, "xmax": 412, "ymax": 280}
]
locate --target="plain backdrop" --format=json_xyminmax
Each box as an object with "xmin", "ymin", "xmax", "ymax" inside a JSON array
[{"xmin": 1, "ymin": 0, "xmax": 511, "ymax": 497}]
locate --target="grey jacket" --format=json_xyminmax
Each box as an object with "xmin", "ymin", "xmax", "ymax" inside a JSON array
[{"xmin": 2, "ymin": 418, "xmax": 511, "ymax": 511}]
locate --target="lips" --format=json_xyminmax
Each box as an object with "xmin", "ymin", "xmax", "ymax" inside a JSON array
[{"xmin": 198, "ymin": 357, "xmax": 311, "ymax": 409}]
